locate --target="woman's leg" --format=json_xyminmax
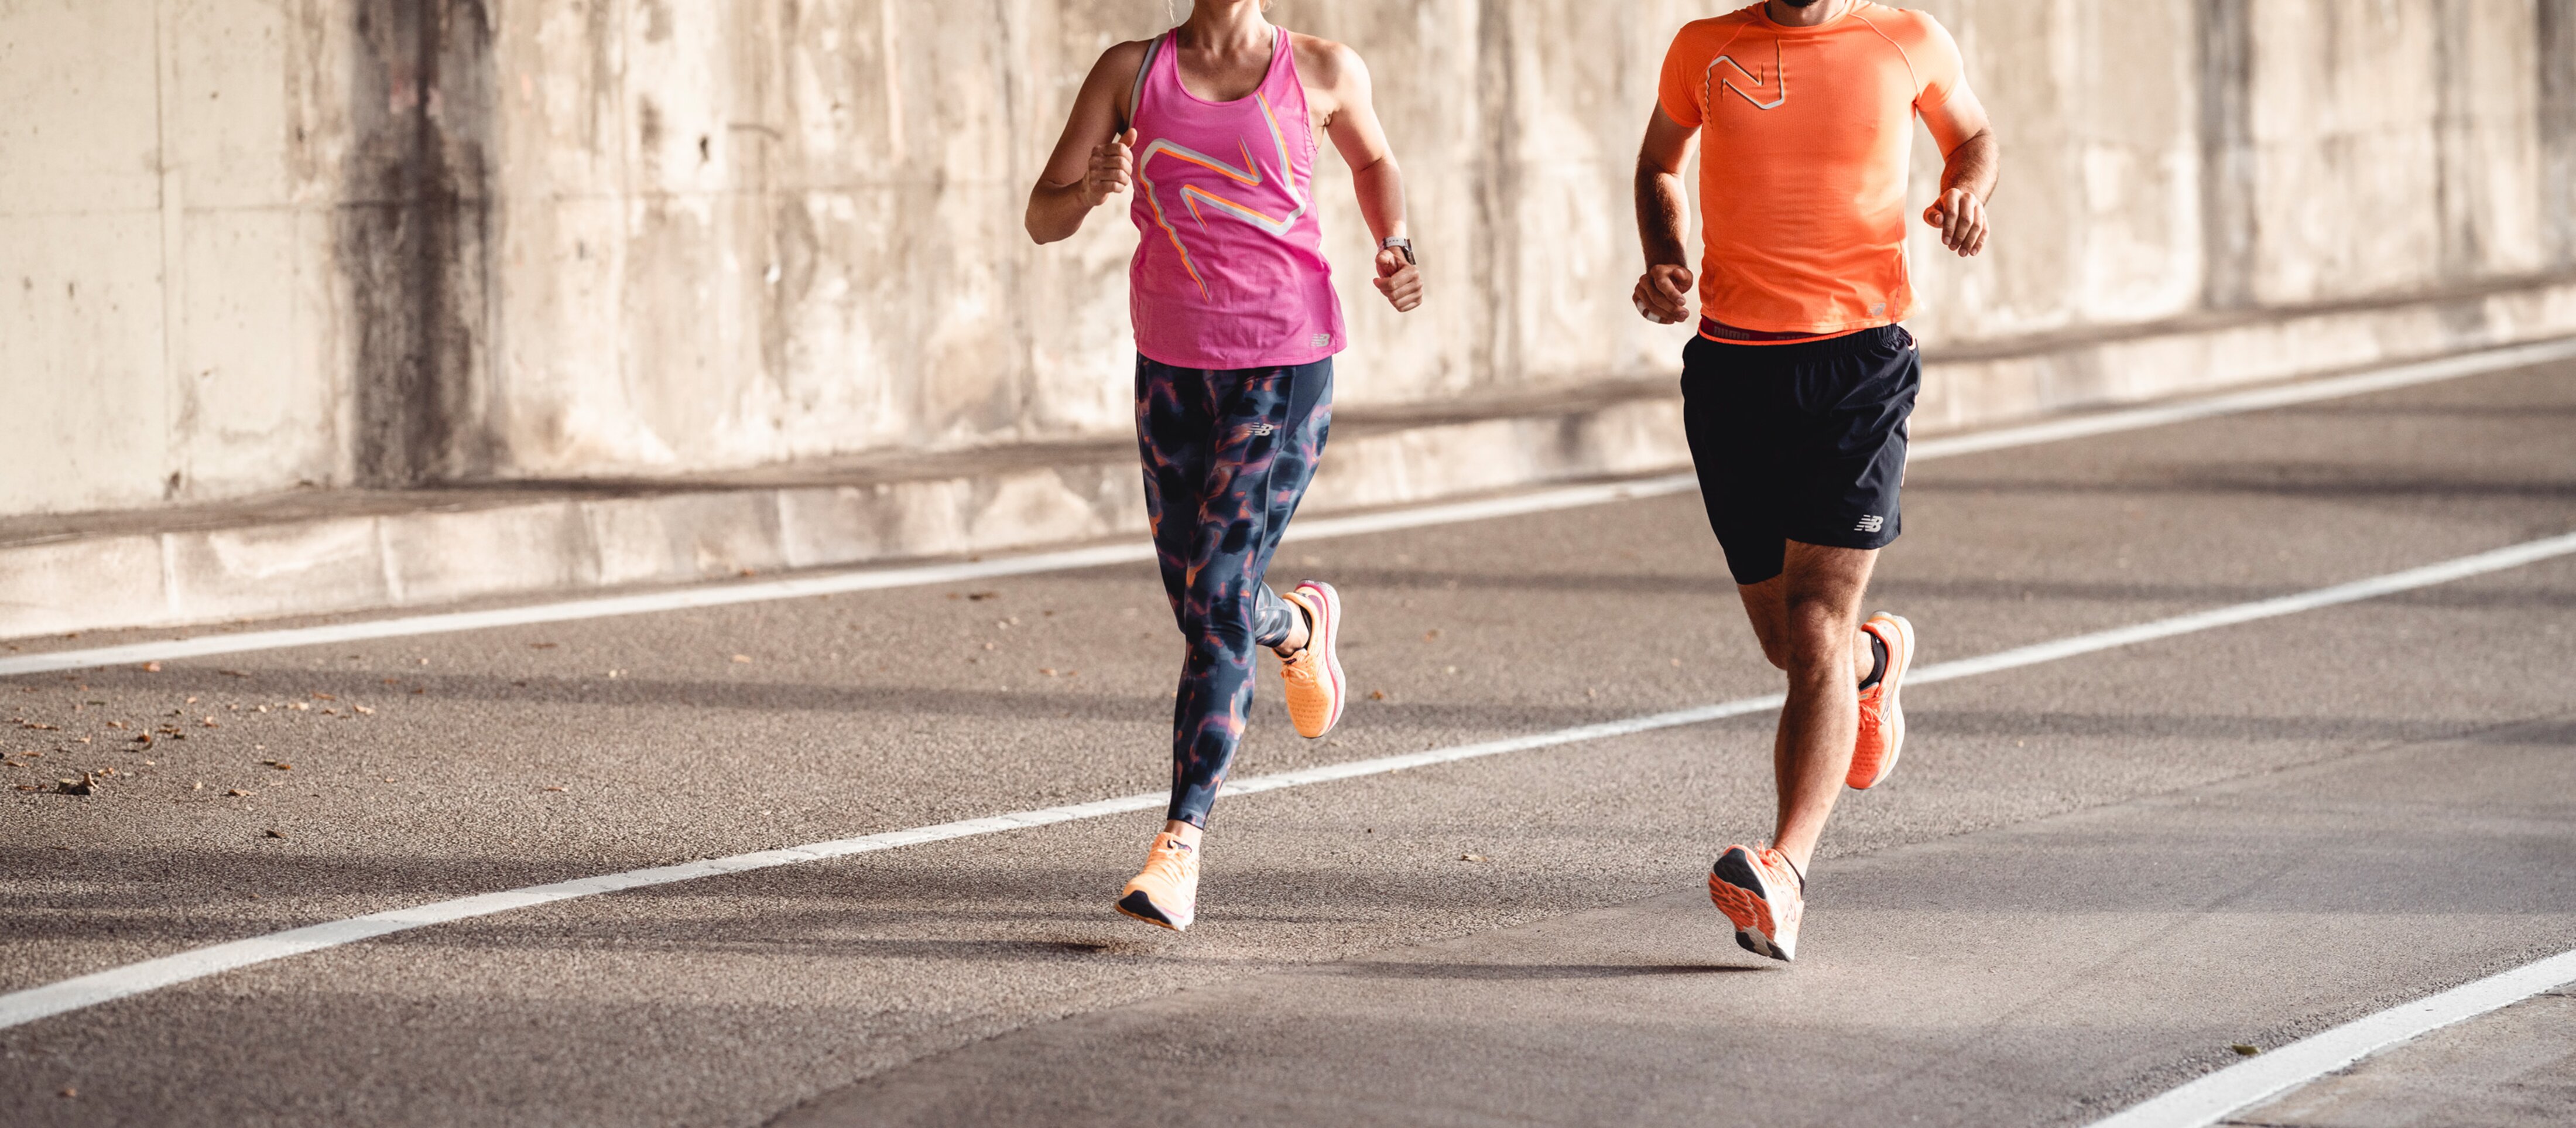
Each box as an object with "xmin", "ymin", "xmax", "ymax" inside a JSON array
[
  {"xmin": 1246, "ymin": 361, "xmax": 1333, "ymax": 655},
  {"xmin": 1138, "ymin": 359, "xmax": 1213, "ymax": 641}
]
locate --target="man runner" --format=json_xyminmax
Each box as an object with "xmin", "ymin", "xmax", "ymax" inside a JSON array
[
  {"xmin": 1027, "ymin": 1, "xmax": 1422, "ymax": 932},
  {"xmin": 1633, "ymin": 0, "xmax": 1997, "ymax": 960}
]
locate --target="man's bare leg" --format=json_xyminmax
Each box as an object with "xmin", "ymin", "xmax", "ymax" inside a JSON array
[{"xmin": 1734, "ymin": 541, "xmax": 1879, "ymax": 874}]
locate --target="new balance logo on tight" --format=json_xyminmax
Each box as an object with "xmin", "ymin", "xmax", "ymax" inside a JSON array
[{"xmin": 1855, "ymin": 515, "xmax": 1885, "ymax": 533}]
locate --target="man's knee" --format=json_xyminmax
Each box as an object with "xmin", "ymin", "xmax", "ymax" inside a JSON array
[
  {"xmin": 1780, "ymin": 599, "xmax": 1859, "ymax": 674},
  {"xmin": 1756, "ymin": 638, "xmax": 1794, "ymax": 671}
]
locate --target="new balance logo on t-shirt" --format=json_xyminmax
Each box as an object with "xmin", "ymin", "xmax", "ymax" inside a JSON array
[{"xmin": 1854, "ymin": 515, "xmax": 1886, "ymax": 533}]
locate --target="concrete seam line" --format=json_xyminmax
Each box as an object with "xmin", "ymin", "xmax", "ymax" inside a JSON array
[
  {"xmin": 3, "ymin": 335, "xmax": 2567, "ymax": 676},
  {"xmin": 2083, "ymin": 948, "xmax": 2576, "ymax": 1128},
  {"xmin": 2, "ymin": 529, "xmax": 2571, "ymax": 1032}
]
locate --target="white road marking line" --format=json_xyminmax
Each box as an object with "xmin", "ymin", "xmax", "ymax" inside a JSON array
[
  {"xmin": 4, "ymin": 529, "xmax": 2571, "ymax": 1032},
  {"xmin": 2085, "ymin": 949, "xmax": 2576, "ymax": 1128},
  {"xmin": 3, "ymin": 336, "xmax": 2568, "ymax": 679}
]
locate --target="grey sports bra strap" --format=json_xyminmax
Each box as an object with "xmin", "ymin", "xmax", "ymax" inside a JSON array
[{"xmin": 1125, "ymin": 33, "xmax": 1164, "ymax": 131}]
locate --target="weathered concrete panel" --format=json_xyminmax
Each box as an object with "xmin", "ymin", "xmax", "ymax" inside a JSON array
[
  {"xmin": 2245, "ymin": 0, "xmax": 2553, "ymax": 304},
  {"xmin": 2539, "ymin": 0, "xmax": 2576, "ymax": 266},
  {"xmin": 0, "ymin": 0, "xmax": 163, "ymax": 216},
  {"xmin": 1907, "ymin": 0, "xmax": 2206, "ymax": 340},
  {"xmin": 0, "ymin": 214, "xmax": 172, "ymax": 514}
]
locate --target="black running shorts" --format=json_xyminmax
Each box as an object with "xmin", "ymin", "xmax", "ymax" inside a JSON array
[{"xmin": 1679, "ymin": 324, "xmax": 1920, "ymax": 586}]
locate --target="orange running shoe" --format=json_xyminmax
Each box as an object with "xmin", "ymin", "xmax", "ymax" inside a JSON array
[
  {"xmin": 1116, "ymin": 832, "xmax": 1200, "ymax": 931},
  {"xmin": 1709, "ymin": 845, "xmax": 1804, "ymax": 962},
  {"xmin": 1847, "ymin": 611, "xmax": 1914, "ymax": 791},
  {"xmin": 1278, "ymin": 581, "xmax": 1345, "ymax": 739}
]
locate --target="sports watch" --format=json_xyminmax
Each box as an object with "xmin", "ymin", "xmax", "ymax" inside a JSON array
[{"xmin": 1380, "ymin": 236, "xmax": 1416, "ymax": 265}]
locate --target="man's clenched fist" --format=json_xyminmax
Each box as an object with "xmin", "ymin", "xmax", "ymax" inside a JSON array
[
  {"xmin": 1632, "ymin": 264, "xmax": 1695, "ymax": 324},
  {"xmin": 1923, "ymin": 187, "xmax": 1988, "ymax": 257}
]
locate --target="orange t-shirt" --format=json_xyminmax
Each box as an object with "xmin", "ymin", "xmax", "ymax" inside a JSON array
[{"xmin": 1657, "ymin": 4, "xmax": 1968, "ymax": 336}]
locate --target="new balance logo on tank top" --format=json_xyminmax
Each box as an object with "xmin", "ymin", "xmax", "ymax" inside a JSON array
[
  {"xmin": 1657, "ymin": 3, "xmax": 1965, "ymax": 336},
  {"xmin": 1128, "ymin": 28, "xmax": 1347, "ymax": 370}
]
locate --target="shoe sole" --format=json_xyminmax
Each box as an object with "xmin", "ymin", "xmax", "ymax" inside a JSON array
[
  {"xmin": 1850, "ymin": 612, "xmax": 1914, "ymax": 790},
  {"xmin": 1708, "ymin": 849, "xmax": 1791, "ymax": 962},
  {"xmin": 1115, "ymin": 890, "xmax": 1191, "ymax": 932},
  {"xmin": 1293, "ymin": 580, "xmax": 1345, "ymax": 738}
]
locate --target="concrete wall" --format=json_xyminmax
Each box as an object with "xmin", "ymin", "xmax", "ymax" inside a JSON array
[{"xmin": 5, "ymin": 0, "xmax": 2572, "ymax": 519}]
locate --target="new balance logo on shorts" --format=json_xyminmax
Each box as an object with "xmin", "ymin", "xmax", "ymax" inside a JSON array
[{"xmin": 1854, "ymin": 515, "xmax": 1885, "ymax": 533}]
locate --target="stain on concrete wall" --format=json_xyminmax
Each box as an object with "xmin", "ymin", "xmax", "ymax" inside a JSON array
[
  {"xmin": 338, "ymin": 0, "xmax": 495, "ymax": 486},
  {"xmin": 2199, "ymin": 0, "xmax": 2259, "ymax": 309}
]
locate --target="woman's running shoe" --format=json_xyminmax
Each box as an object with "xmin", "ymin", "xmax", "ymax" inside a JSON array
[
  {"xmin": 1847, "ymin": 611, "xmax": 1914, "ymax": 790},
  {"xmin": 1116, "ymin": 832, "xmax": 1200, "ymax": 931},
  {"xmin": 1279, "ymin": 580, "xmax": 1345, "ymax": 739},
  {"xmin": 1709, "ymin": 845, "xmax": 1804, "ymax": 962}
]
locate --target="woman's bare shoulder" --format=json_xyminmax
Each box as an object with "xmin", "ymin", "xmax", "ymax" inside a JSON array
[
  {"xmin": 1287, "ymin": 32, "xmax": 1368, "ymax": 93},
  {"xmin": 1091, "ymin": 37, "xmax": 1156, "ymax": 83}
]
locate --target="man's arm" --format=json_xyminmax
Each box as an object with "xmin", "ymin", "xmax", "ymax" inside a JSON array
[
  {"xmin": 1306, "ymin": 38, "xmax": 1421, "ymax": 312},
  {"xmin": 1919, "ymin": 86, "xmax": 1998, "ymax": 257},
  {"xmin": 1632, "ymin": 107, "xmax": 1698, "ymax": 324},
  {"xmin": 1026, "ymin": 42, "xmax": 1149, "ymax": 245}
]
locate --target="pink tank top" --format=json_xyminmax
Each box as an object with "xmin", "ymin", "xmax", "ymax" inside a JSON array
[{"xmin": 1128, "ymin": 28, "xmax": 1347, "ymax": 370}]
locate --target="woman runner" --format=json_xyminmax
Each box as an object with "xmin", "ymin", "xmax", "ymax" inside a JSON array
[{"xmin": 1027, "ymin": 0, "xmax": 1422, "ymax": 931}]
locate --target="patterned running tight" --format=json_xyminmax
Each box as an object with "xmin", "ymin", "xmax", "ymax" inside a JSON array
[{"xmin": 1136, "ymin": 355, "xmax": 1334, "ymax": 828}]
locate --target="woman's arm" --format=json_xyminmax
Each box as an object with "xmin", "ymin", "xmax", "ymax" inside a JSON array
[
  {"xmin": 1303, "ymin": 38, "xmax": 1421, "ymax": 312},
  {"xmin": 1027, "ymin": 42, "xmax": 1150, "ymax": 245}
]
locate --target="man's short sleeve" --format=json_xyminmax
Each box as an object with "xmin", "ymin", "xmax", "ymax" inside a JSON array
[
  {"xmin": 1657, "ymin": 26, "xmax": 1706, "ymax": 128},
  {"xmin": 1907, "ymin": 13, "xmax": 1965, "ymax": 114}
]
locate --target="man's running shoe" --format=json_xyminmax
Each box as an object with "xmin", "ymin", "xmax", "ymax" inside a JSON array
[
  {"xmin": 1847, "ymin": 611, "xmax": 1914, "ymax": 791},
  {"xmin": 1116, "ymin": 832, "xmax": 1200, "ymax": 931},
  {"xmin": 1279, "ymin": 580, "xmax": 1345, "ymax": 739},
  {"xmin": 1708, "ymin": 845, "xmax": 1804, "ymax": 962}
]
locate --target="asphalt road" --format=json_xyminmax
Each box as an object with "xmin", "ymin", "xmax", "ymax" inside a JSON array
[{"xmin": 4, "ymin": 361, "xmax": 2574, "ymax": 1127}]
